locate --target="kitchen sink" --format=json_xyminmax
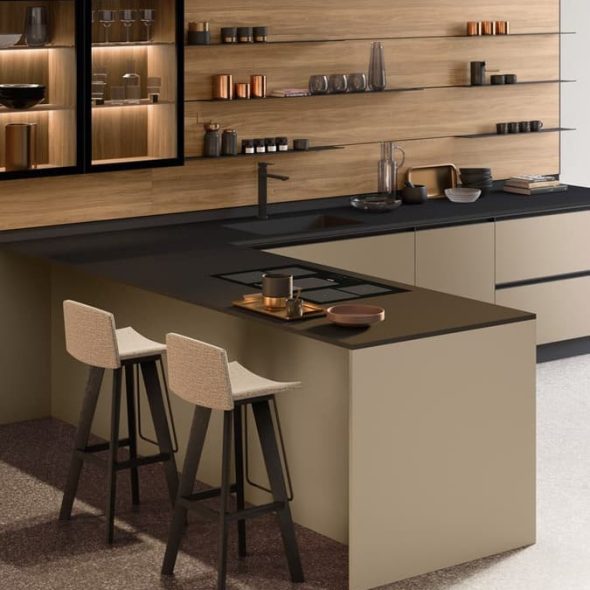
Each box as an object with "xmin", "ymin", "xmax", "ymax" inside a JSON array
[{"xmin": 226, "ymin": 214, "xmax": 363, "ymax": 236}]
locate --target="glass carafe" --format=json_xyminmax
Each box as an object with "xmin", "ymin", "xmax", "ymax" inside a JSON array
[{"xmin": 377, "ymin": 141, "xmax": 405, "ymax": 198}]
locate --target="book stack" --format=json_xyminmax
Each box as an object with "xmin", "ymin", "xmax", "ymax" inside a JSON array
[
  {"xmin": 270, "ymin": 88, "xmax": 310, "ymax": 98},
  {"xmin": 503, "ymin": 175, "xmax": 568, "ymax": 196}
]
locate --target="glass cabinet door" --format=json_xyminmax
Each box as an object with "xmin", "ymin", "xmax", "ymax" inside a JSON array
[
  {"xmin": 0, "ymin": 0, "xmax": 80, "ymax": 178},
  {"xmin": 89, "ymin": 0, "xmax": 180, "ymax": 169}
]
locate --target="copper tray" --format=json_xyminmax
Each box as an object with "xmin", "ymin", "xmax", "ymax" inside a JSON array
[
  {"xmin": 233, "ymin": 293, "xmax": 326, "ymax": 322},
  {"xmin": 407, "ymin": 163, "xmax": 458, "ymax": 199}
]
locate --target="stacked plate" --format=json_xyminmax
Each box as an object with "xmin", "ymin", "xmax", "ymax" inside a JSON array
[{"xmin": 459, "ymin": 167, "xmax": 493, "ymax": 196}]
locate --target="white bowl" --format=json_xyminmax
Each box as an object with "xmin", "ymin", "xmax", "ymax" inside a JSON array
[
  {"xmin": 445, "ymin": 187, "xmax": 482, "ymax": 203},
  {"xmin": 0, "ymin": 34, "xmax": 22, "ymax": 49}
]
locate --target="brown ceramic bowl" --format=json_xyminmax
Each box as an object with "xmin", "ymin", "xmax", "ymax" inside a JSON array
[{"xmin": 326, "ymin": 304, "xmax": 385, "ymax": 327}]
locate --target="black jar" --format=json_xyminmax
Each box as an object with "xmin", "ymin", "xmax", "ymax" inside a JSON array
[
  {"xmin": 237, "ymin": 27, "xmax": 253, "ymax": 43},
  {"xmin": 221, "ymin": 27, "xmax": 237, "ymax": 44},
  {"xmin": 222, "ymin": 129, "xmax": 238, "ymax": 156},
  {"xmin": 253, "ymin": 26, "xmax": 268, "ymax": 42},
  {"xmin": 204, "ymin": 123, "xmax": 222, "ymax": 157},
  {"xmin": 254, "ymin": 139, "xmax": 266, "ymax": 154},
  {"xmin": 265, "ymin": 138, "xmax": 277, "ymax": 153},
  {"xmin": 276, "ymin": 137, "xmax": 289, "ymax": 152},
  {"xmin": 242, "ymin": 139, "xmax": 255, "ymax": 155}
]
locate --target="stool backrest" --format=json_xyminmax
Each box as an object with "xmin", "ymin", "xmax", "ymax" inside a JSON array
[
  {"xmin": 166, "ymin": 333, "xmax": 234, "ymax": 411},
  {"xmin": 63, "ymin": 300, "xmax": 120, "ymax": 369}
]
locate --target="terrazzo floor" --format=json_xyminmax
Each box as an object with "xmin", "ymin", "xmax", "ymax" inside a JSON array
[{"xmin": 1, "ymin": 355, "xmax": 590, "ymax": 589}]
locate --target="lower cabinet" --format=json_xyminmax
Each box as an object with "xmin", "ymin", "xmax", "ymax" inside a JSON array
[
  {"xmin": 268, "ymin": 231, "xmax": 416, "ymax": 285},
  {"xmin": 415, "ymin": 223, "xmax": 496, "ymax": 303}
]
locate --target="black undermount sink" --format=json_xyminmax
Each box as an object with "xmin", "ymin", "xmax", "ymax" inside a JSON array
[{"xmin": 227, "ymin": 214, "xmax": 363, "ymax": 236}]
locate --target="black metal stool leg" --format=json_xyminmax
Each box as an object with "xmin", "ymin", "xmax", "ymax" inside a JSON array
[
  {"xmin": 217, "ymin": 411, "xmax": 233, "ymax": 590},
  {"xmin": 60, "ymin": 366, "xmax": 105, "ymax": 521},
  {"xmin": 162, "ymin": 406, "xmax": 212, "ymax": 576},
  {"xmin": 125, "ymin": 365, "xmax": 140, "ymax": 507},
  {"xmin": 141, "ymin": 360, "xmax": 179, "ymax": 506},
  {"xmin": 252, "ymin": 399, "xmax": 304, "ymax": 583},
  {"xmin": 106, "ymin": 368, "xmax": 123, "ymax": 544},
  {"xmin": 233, "ymin": 405, "xmax": 247, "ymax": 558}
]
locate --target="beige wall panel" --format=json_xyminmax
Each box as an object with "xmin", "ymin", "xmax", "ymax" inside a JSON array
[
  {"xmin": 416, "ymin": 223, "xmax": 496, "ymax": 302},
  {"xmin": 496, "ymin": 212, "xmax": 590, "ymax": 284},
  {"xmin": 496, "ymin": 277, "xmax": 590, "ymax": 344},
  {"xmin": 269, "ymin": 232, "xmax": 416, "ymax": 285},
  {"xmin": 0, "ymin": 251, "xmax": 51, "ymax": 424},
  {"xmin": 349, "ymin": 321, "xmax": 536, "ymax": 589},
  {"xmin": 186, "ymin": 0, "xmax": 558, "ymax": 42},
  {"xmin": 186, "ymin": 36, "xmax": 560, "ymax": 100}
]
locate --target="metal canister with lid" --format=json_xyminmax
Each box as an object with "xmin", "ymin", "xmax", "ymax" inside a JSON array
[
  {"xmin": 204, "ymin": 122, "xmax": 222, "ymax": 157},
  {"xmin": 222, "ymin": 129, "xmax": 238, "ymax": 156}
]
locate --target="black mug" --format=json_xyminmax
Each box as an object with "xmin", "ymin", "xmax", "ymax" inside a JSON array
[
  {"xmin": 470, "ymin": 61, "xmax": 486, "ymax": 86},
  {"xmin": 519, "ymin": 121, "xmax": 531, "ymax": 133},
  {"xmin": 530, "ymin": 120, "xmax": 544, "ymax": 132},
  {"xmin": 490, "ymin": 75, "xmax": 506, "ymax": 85},
  {"xmin": 262, "ymin": 273, "xmax": 293, "ymax": 310},
  {"xmin": 496, "ymin": 122, "xmax": 509, "ymax": 135},
  {"xmin": 508, "ymin": 122, "xmax": 520, "ymax": 134}
]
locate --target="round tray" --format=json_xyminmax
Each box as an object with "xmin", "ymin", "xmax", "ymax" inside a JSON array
[
  {"xmin": 326, "ymin": 304, "xmax": 386, "ymax": 327},
  {"xmin": 350, "ymin": 195, "xmax": 402, "ymax": 213}
]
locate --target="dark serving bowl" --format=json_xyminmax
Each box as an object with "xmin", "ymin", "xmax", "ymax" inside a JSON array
[{"xmin": 0, "ymin": 84, "xmax": 46, "ymax": 109}]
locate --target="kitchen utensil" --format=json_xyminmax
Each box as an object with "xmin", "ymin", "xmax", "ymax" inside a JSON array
[
  {"xmin": 0, "ymin": 84, "xmax": 45, "ymax": 109},
  {"xmin": 496, "ymin": 122, "xmax": 509, "ymax": 134},
  {"xmin": 491, "ymin": 75, "xmax": 506, "ymax": 85},
  {"xmin": 120, "ymin": 9, "xmax": 137, "ymax": 43},
  {"xmin": 5, "ymin": 123, "xmax": 37, "ymax": 171},
  {"xmin": 519, "ymin": 121, "xmax": 531, "ymax": 133},
  {"xmin": 233, "ymin": 293, "xmax": 325, "ymax": 322},
  {"xmin": 262, "ymin": 273, "xmax": 293, "ymax": 310},
  {"xmin": 286, "ymin": 289, "xmax": 304, "ymax": 319},
  {"xmin": 24, "ymin": 7, "xmax": 48, "ymax": 47},
  {"xmin": 348, "ymin": 73, "xmax": 368, "ymax": 93},
  {"xmin": 328, "ymin": 74, "xmax": 348, "ymax": 94},
  {"xmin": 350, "ymin": 195, "xmax": 402, "ymax": 213},
  {"xmin": 0, "ymin": 34, "xmax": 22, "ymax": 48},
  {"xmin": 401, "ymin": 184, "xmax": 428, "ymax": 204},
  {"xmin": 407, "ymin": 163, "xmax": 458, "ymax": 198},
  {"xmin": 530, "ymin": 120, "xmax": 544, "ymax": 132},
  {"xmin": 508, "ymin": 122, "xmax": 520, "ymax": 133},
  {"xmin": 251, "ymin": 74, "xmax": 267, "ymax": 98},
  {"xmin": 445, "ymin": 187, "xmax": 482, "ymax": 203},
  {"xmin": 309, "ymin": 75, "xmax": 329, "ymax": 95},
  {"xmin": 368, "ymin": 42, "xmax": 387, "ymax": 91},
  {"xmin": 326, "ymin": 304, "xmax": 385, "ymax": 327},
  {"xmin": 139, "ymin": 9, "xmax": 156, "ymax": 41},
  {"xmin": 98, "ymin": 10, "xmax": 116, "ymax": 43},
  {"xmin": 466, "ymin": 21, "xmax": 481, "ymax": 36},
  {"xmin": 470, "ymin": 61, "xmax": 486, "ymax": 86}
]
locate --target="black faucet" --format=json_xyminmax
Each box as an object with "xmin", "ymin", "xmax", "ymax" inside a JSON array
[{"xmin": 257, "ymin": 162, "xmax": 289, "ymax": 220}]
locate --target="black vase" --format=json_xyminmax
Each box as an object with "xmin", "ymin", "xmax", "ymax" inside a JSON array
[
  {"xmin": 368, "ymin": 42, "xmax": 386, "ymax": 91},
  {"xmin": 24, "ymin": 7, "xmax": 48, "ymax": 47}
]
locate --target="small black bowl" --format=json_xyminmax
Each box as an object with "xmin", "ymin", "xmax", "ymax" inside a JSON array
[{"xmin": 0, "ymin": 84, "xmax": 46, "ymax": 109}]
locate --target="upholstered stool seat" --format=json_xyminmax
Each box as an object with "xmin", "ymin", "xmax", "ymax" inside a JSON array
[
  {"xmin": 59, "ymin": 300, "xmax": 179, "ymax": 544},
  {"xmin": 161, "ymin": 333, "xmax": 304, "ymax": 590}
]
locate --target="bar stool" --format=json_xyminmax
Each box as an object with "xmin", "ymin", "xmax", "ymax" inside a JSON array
[
  {"xmin": 59, "ymin": 300, "xmax": 179, "ymax": 544},
  {"xmin": 161, "ymin": 333, "xmax": 304, "ymax": 590}
]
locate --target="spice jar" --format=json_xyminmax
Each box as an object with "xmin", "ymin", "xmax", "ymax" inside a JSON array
[
  {"xmin": 204, "ymin": 122, "xmax": 222, "ymax": 157},
  {"xmin": 237, "ymin": 26, "xmax": 253, "ymax": 43},
  {"xmin": 222, "ymin": 129, "xmax": 238, "ymax": 156},
  {"xmin": 265, "ymin": 138, "xmax": 277, "ymax": 153},
  {"xmin": 221, "ymin": 27, "xmax": 237, "ymax": 43},
  {"xmin": 276, "ymin": 137, "xmax": 289, "ymax": 152},
  {"xmin": 242, "ymin": 139, "xmax": 255, "ymax": 155},
  {"xmin": 253, "ymin": 26, "xmax": 268, "ymax": 42},
  {"xmin": 254, "ymin": 139, "xmax": 266, "ymax": 154},
  {"xmin": 188, "ymin": 22, "xmax": 210, "ymax": 45}
]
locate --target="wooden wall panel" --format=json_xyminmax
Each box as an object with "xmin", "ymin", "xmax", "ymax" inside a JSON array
[{"xmin": 92, "ymin": 107, "xmax": 148, "ymax": 161}]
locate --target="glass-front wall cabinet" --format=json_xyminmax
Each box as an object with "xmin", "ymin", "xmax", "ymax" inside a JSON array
[
  {"xmin": 0, "ymin": 0, "xmax": 79, "ymax": 178},
  {"xmin": 90, "ymin": 0, "xmax": 180, "ymax": 168}
]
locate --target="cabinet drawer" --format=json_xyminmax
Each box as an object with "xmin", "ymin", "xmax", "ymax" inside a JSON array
[
  {"xmin": 496, "ymin": 212, "xmax": 590, "ymax": 284},
  {"xmin": 268, "ymin": 232, "xmax": 415, "ymax": 285},
  {"xmin": 496, "ymin": 276, "xmax": 590, "ymax": 344}
]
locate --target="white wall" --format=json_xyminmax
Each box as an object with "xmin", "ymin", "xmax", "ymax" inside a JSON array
[{"xmin": 561, "ymin": 1, "xmax": 590, "ymax": 187}]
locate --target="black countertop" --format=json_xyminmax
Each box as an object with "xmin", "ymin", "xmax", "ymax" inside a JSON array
[{"xmin": 5, "ymin": 186, "xmax": 587, "ymax": 350}]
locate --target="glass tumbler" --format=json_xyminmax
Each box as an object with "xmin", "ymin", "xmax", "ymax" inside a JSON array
[
  {"xmin": 24, "ymin": 7, "xmax": 48, "ymax": 47},
  {"xmin": 308, "ymin": 74, "xmax": 329, "ymax": 95}
]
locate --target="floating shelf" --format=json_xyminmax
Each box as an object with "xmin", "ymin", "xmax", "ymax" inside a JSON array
[
  {"xmin": 457, "ymin": 127, "xmax": 575, "ymax": 139},
  {"xmin": 0, "ymin": 44, "xmax": 75, "ymax": 51},
  {"xmin": 185, "ymin": 31, "xmax": 575, "ymax": 48},
  {"xmin": 92, "ymin": 99, "xmax": 174, "ymax": 109},
  {"xmin": 91, "ymin": 41, "xmax": 175, "ymax": 48},
  {"xmin": 0, "ymin": 104, "xmax": 72, "ymax": 114},
  {"xmin": 186, "ymin": 146, "xmax": 344, "ymax": 161}
]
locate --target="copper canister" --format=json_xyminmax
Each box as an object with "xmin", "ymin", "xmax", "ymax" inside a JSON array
[
  {"xmin": 466, "ymin": 21, "xmax": 482, "ymax": 36},
  {"xmin": 250, "ymin": 74, "xmax": 267, "ymax": 98},
  {"xmin": 495, "ymin": 20, "xmax": 510, "ymax": 35},
  {"xmin": 213, "ymin": 74, "xmax": 233, "ymax": 100},
  {"xmin": 481, "ymin": 21, "xmax": 496, "ymax": 35},
  {"xmin": 5, "ymin": 123, "xmax": 37, "ymax": 171},
  {"xmin": 235, "ymin": 82, "xmax": 251, "ymax": 99}
]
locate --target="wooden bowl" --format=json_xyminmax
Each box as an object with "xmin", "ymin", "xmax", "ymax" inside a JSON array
[{"xmin": 326, "ymin": 304, "xmax": 385, "ymax": 327}]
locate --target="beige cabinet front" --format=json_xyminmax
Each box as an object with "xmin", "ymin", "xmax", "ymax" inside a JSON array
[
  {"xmin": 416, "ymin": 223, "xmax": 495, "ymax": 303},
  {"xmin": 268, "ymin": 232, "xmax": 416, "ymax": 285}
]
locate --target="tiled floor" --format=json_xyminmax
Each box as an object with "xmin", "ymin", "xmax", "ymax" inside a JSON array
[{"xmin": 1, "ymin": 356, "xmax": 590, "ymax": 589}]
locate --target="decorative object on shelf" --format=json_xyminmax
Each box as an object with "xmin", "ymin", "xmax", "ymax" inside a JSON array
[
  {"xmin": 348, "ymin": 73, "xmax": 368, "ymax": 93},
  {"xmin": 122, "ymin": 62, "xmax": 141, "ymax": 104},
  {"xmin": 496, "ymin": 122, "xmax": 509, "ymax": 135},
  {"xmin": 270, "ymin": 88, "xmax": 310, "ymax": 97},
  {"xmin": 496, "ymin": 21, "xmax": 510, "ymax": 35},
  {"xmin": 265, "ymin": 137, "xmax": 277, "ymax": 153},
  {"xmin": 251, "ymin": 74, "xmax": 267, "ymax": 98},
  {"xmin": 213, "ymin": 74, "xmax": 233, "ymax": 100},
  {"xmin": 98, "ymin": 10, "xmax": 116, "ymax": 44},
  {"xmin": 328, "ymin": 74, "xmax": 348, "ymax": 94},
  {"xmin": 203, "ymin": 122, "xmax": 222, "ymax": 157},
  {"xmin": 466, "ymin": 21, "xmax": 482, "ymax": 36},
  {"xmin": 253, "ymin": 26, "xmax": 268, "ymax": 43},
  {"xmin": 308, "ymin": 74, "xmax": 329, "ymax": 95},
  {"xmin": 221, "ymin": 27, "xmax": 237, "ymax": 44},
  {"xmin": 119, "ymin": 9, "xmax": 137, "ymax": 43},
  {"xmin": 519, "ymin": 121, "xmax": 531, "ymax": 133},
  {"xmin": 254, "ymin": 138, "xmax": 266, "ymax": 153},
  {"xmin": 147, "ymin": 77, "xmax": 161, "ymax": 103},
  {"xmin": 326, "ymin": 304, "xmax": 385, "ymax": 328},
  {"xmin": 0, "ymin": 34, "xmax": 22, "ymax": 48},
  {"xmin": 24, "ymin": 7, "xmax": 48, "ymax": 47},
  {"xmin": 0, "ymin": 84, "xmax": 45, "ymax": 109},
  {"xmin": 407, "ymin": 163, "xmax": 458, "ymax": 198},
  {"xmin": 4, "ymin": 122, "xmax": 37, "ymax": 171},
  {"xmin": 508, "ymin": 121, "xmax": 520, "ymax": 133},
  {"xmin": 445, "ymin": 187, "xmax": 482, "ymax": 203},
  {"xmin": 481, "ymin": 21, "xmax": 495, "ymax": 35},
  {"xmin": 293, "ymin": 138, "xmax": 310, "ymax": 151},
  {"xmin": 139, "ymin": 9, "xmax": 156, "ymax": 42},
  {"xmin": 401, "ymin": 182, "xmax": 428, "ymax": 204},
  {"xmin": 459, "ymin": 167, "xmax": 493, "ymax": 196},
  {"xmin": 505, "ymin": 74, "xmax": 518, "ymax": 84},
  {"xmin": 491, "ymin": 74, "xmax": 506, "ymax": 85},
  {"xmin": 109, "ymin": 86, "xmax": 125, "ymax": 105},
  {"xmin": 530, "ymin": 120, "xmax": 544, "ymax": 132},
  {"xmin": 368, "ymin": 41, "xmax": 387, "ymax": 91},
  {"xmin": 378, "ymin": 141, "xmax": 405, "ymax": 197},
  {"xmin": 350, "ymin": 194, "xmax": 402, "ymax": 212},
  {"xmin": 277, "ymin": 137, "xmax": 289, "ymax": 152},
  {"xmin": 188, "ymin": 22, "xmax": 210, "ymax": 45},
  {"xmin": 262, "ymin": 272, "xmax": 293, "ymax": 311},
  {"xmin": 221, "ymin": 129, "xmax": 238, "ymax": 156},
  {"xmin": 242, "ymin": 139, "xmax": 255, "ymax": 154},
  {"xmin": 503, "ymin": 175, "xmax": 567, "ymax": 195},
  {"xmin": 235, "ymin": 82, "xmax": 251, "ymax": 99},
  {"xmin": 470, "ymin": 61, "xmax": 487, "ymax": 86},
  {"xmin": 237, "ymin": 27, "xmax": 253, "ymax": 43}
]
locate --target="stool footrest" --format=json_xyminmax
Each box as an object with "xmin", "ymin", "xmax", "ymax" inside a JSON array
[
  {"xmin": 81, "ymin": 439, "xmax": 131, "ymax": 454},
  {"xmin": 115, "ymin": 452, "xmax": 171, "ymax": 471},
  {"xmin": 184, "ymin": 484, "xmax": 238, "ymax": 504},
  {"xmin": 226, "ymin": 501, "xmax": 285, "ymax": 522}
]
